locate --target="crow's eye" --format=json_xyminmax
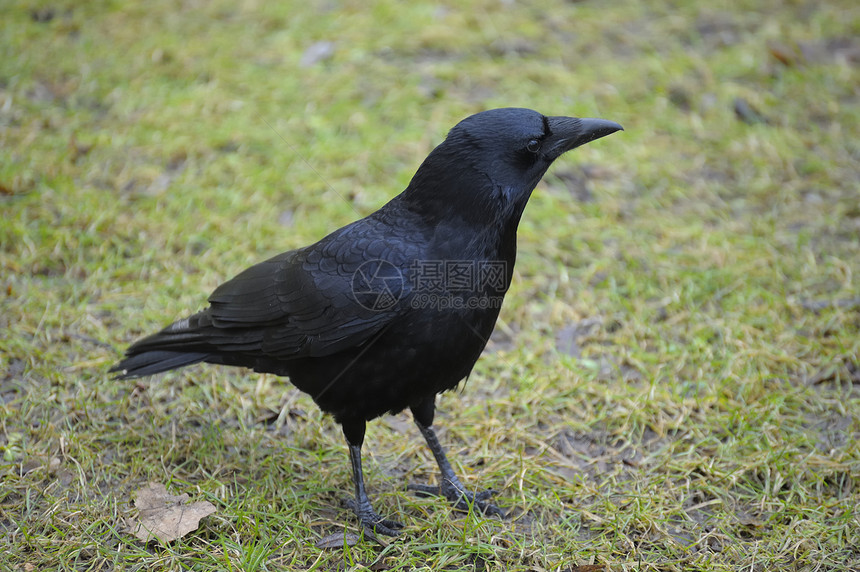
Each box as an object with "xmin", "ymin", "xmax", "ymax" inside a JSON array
[{"xmin": 526, "ymin": 139, "xmax": 541, "ymax": 153}]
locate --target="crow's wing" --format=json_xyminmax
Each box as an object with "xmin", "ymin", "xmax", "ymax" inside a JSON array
[{"xmin": 205, "ymin": 217, "xmax": 416, "ymax": 359}]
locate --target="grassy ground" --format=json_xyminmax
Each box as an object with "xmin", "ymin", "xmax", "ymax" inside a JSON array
[{"xmin": 2, "ymin": 0, "xmax": 859, "ymax": 570}]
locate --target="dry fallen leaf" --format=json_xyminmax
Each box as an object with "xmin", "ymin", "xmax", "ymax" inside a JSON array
[
  {"xmin": 130, "ymin": 482, "xmax": 216, "ymax": 543},
  {"xmin": 768, "ymin": 41, "xmax": 801, "ymax": 67},
  {"xmin": 315, "ymin": 531, "xmax": 362, "ymax": 549}
]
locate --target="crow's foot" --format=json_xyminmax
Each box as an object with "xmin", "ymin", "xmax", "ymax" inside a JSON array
[
  {"xmin": 344, "ymin": 498, "xmax": 404, "ymax": 537},
  {"xmin": 408, "ymin": 478, "xmax": 506, "ymax": 518}
]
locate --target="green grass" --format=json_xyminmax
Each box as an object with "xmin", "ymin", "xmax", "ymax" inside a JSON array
[{"xmin": 2, "ymin": 0, "xmax": 859, "ymax": 570}]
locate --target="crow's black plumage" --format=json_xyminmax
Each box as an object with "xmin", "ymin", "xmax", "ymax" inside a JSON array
[{"xmin": 112, "ymin": 108, "xmax": 622, "ymax": 535}]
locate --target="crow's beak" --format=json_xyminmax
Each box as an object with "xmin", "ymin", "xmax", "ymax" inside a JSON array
[{"xmin": 545, "ymin": 116, "xmax": 623, "ymax": 159}]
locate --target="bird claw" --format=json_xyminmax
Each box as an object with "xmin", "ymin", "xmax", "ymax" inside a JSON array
[
  {"xmin": 344, "ymin": 498, "xmax": 404, "ymax": 536},
  {"xmin": 407, "ymin": 480, "xmax": 506, "ymax": 517}
]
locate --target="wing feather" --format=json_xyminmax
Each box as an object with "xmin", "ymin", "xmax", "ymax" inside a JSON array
[{"xmin": 204, "ymin": 216, "xmax": 416, "ymax": 359}]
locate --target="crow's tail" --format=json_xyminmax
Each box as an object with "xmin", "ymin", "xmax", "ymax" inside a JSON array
[{"xmin": 110, "ymin": 311, "xmax": 214, "ymax": 379}]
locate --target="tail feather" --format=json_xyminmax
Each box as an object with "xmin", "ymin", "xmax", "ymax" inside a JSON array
[
  {"xmin": 110, "ymin": 350, "xmax": 209, "ymax": 379},
  {"xmin": 111, "ymin": 311, "xmax": 214, "ymax": 379}
]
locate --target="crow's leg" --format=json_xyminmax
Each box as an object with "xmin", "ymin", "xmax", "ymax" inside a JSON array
[
  {"xmin": 342, "ymin": 421, "xmax": 403, "ymax": 536},
  {"xmin": 407, "ymin": 400, "xmax": 505, "ymax": 518}
]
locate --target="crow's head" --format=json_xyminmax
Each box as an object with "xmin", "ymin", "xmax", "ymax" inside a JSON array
[
  {"xmin": 403, "ymin": 108, "xmax": 622, "ymax": 224},
  {"xmin": 448, "ymin": 107, "xmax": 622, "ymax": 194}
]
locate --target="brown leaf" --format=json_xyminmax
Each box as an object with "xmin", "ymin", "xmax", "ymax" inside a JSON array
[
  {"xmin": 768, "ymin": 41, "xmax": 800, "ymax": 67},
  {"xmin": 315, "ymin": 531, "xmax": 362, "ymax": 549},
  {"xmin": 130, "ymin": 482, "xmax": 216, "ymax": 543}
]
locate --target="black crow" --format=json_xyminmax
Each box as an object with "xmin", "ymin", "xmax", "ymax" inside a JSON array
[{"xmin": 111, "ymin": 108, "xmax": 622, "ymax": 536}]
